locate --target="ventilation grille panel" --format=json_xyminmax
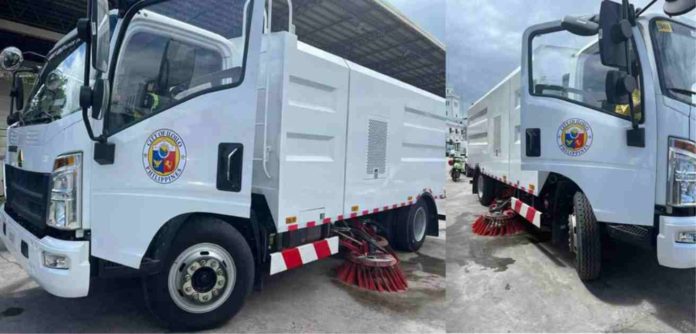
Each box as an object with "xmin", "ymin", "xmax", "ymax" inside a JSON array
[{"xmin": 366, "ymin": 119, "xmax": 388, "ymax": 177}]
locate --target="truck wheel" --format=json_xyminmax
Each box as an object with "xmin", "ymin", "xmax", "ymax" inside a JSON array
[
  {"xmin": 451, "ymin": 169, "xmax": 461, "ymax": 182},
  {"xmin": 477, "ymin": 174, "xmax": 495, "ymax": 206},
  {"xmin": 143, "ymin": 217, "xmax": 254, "ymax": 330},
  {"xmin": 393, "ymin": 200, "xmax": 429, "ymax": 252},
  {"xmin": 570, "ymin": 192, "xmax": 601, "ymax": 281}
]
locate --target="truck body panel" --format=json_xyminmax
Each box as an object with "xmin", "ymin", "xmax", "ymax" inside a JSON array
[
  {"xmin": 467, "ymin": 69, "xmax": 545, "ymax": 196},
  {"xmin": 253, "ymin": 33, "xmax": 446, "ymax": 233}
]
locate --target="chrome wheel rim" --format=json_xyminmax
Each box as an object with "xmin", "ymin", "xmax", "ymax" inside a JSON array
[
  {"xmin": 477, "ymin": 176, "xmax": 484, "ymax": 199},
  {"xmin": 568, "ymin": 213, "xmax": 578, "ymax": 253},
  {"xmin": 413, "ymin": 206, "xmax": 427, "ymax": 242},
  {"xmin": 167, "ymin": 243, "xmax": 236, "ymax": 314}
]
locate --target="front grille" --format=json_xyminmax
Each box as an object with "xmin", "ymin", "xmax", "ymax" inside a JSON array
[{"xmin": 4, "ymin": 165, "xmax": 51, "ymax": 237}]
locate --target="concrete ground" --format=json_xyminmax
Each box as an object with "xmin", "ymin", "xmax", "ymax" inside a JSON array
[
  {"xmin": 0, "ymin": 220, "xmax": 445, "ymax": 332},
  {"xmin": 445, "ymin": 174, "xmax": 696, "ymax": 333}
]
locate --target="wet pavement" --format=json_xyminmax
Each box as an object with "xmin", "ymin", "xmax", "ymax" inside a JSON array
[
  {"xmin": 0, "ymin": 219, "xmax": 446, "ymax": 333},
  {"xmin": 445, "ymin": 174, "xmax": 696, "ymax": 333}
]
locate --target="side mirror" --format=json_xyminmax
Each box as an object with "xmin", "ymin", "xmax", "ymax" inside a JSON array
[
  {"xmin": 0, "ymin": 47, "xmax": 24, "ymax": 72},
  {"xmin": 13, "ymin": 76, "xmax": 25, "ymax": 111},
  {"xmin": 664, "ymin": 0, "xmax": 696, "ymax": 16},
  {"xmin": 561, "ymin": 16, "xmax": 599, "ymax": 36},
  {"xmin": 91, "ymin": 78, "xmax": 110, "ymax": 119},
  {"xmin": 605, "ymin": 70, "xmax": 636, "ymax": 105},
  {"xmin": 598, "ymin": 0, "xmax": 632, "ymax": 69},
  {"xmin": 90, "ymin": 0, "xmax": 111, "ymax": 73}
]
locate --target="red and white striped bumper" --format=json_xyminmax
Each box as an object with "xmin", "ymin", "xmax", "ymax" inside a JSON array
[
  {"xmin": 511, "ymin": 197, "xmax": 542, "ymax": 228},
  {"xmin": 269, "ymin": 236, "xmax": 339, "ymax": 275}
]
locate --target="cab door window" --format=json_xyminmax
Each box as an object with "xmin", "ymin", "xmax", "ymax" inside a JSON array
[
  {"xmin": 529, "ymin": 30, "xmax": 642, "ymax": 121},
  {"xmin": 107, "ymin": 0, "xmax": 250, "ymax": 134}
]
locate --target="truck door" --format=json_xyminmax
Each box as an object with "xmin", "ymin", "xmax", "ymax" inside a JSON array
[
  {"xmin": 520, "ymin": 21, "xmax": 656, "ymax": 227},
  {"xmin": 89, "ymin": 0, "xmax": 265, "ymax": 268}
]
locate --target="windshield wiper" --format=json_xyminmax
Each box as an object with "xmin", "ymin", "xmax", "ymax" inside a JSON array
[
  {"xmin": 23, "ymin": 115, "xmax": 57, "ymax": 125},
  {"xmin": 667, "ymin": 87, "xmax": 696, "ymax": 96}
]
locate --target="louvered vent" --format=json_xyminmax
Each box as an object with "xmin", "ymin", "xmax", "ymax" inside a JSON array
[{"xmin": 366, "ymin": 119, "xmax": 387, "ymax": 177}]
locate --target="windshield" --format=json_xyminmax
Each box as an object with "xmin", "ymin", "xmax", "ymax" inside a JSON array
[
  {"xmin": 21, "ymin": 40, "xmax": 85, "ymax": 125},
  {"xmin": 651, "ymin": 19, "xmax": 696, "ymax": 106}
]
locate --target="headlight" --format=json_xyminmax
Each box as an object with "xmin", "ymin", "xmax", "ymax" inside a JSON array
[
  {"xmin": 667, "ymin": 138, "xmax": 696, "ymax": 207},
  {"xmin": 47, "ymin": 153, "xmax": 82, "ymax": 230}
]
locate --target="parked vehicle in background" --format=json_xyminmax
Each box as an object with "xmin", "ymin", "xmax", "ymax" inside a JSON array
[
  {"xmin": 466, "ymin": 0, "xmax": 695, "ymax": 280},
  {"xmin": 450, "ymin": 154, "xmax": 465, "ymax": 182},
  {"xmin": 0, "ymin": 0, "xmax": 446, "ymax": 329}
]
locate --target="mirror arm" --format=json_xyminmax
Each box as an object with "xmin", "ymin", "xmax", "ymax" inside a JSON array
[
  {"xmin": 78, "ymin": 17, "xmax": 101, "ymax": 144},
  {"xmin": 620, "ymin": 0, "xmax": 638, "ymax": 131}
]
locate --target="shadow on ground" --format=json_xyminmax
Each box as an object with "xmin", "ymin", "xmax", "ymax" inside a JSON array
[{"xmin": 445, "ymin": 176, "xmax": 696, "ymax": 332}]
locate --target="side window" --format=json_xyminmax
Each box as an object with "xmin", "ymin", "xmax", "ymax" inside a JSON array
[
  {"xmin": 530, "ymin": 31, "xmax": 642, "ymax": 121},
  {"xmin": 108, "ymin": 0, "xmax": 249, "ymax": 133}
]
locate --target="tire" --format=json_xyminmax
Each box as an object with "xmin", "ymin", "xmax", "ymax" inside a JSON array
[
  {"xmin": 451, "ymin": 169, "xmax": 461, "ymax": 182},
  {"xmin": 477, "ymin": 173, "xmax": 496, "ymax": 206},
  {"xmin": 392, "ymin": 199, "xmax": 430, "ymax": 252},
  {"xmin": 143, "ymin": 217, "xmax": 255, "ymax": 330},
  {"xmin": 571, "ymin": 192, "xmax": 601, "ymax": 281}
]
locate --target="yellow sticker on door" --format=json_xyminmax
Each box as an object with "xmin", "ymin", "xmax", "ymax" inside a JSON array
[{"xmin": 656, "ymin": 21, "xmax": 673, "ymax": 33}]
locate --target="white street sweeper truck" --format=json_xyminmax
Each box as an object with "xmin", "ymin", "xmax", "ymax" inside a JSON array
[
  {"xmin": 467, "ymin": 0, "xmax": 695, "ymax": 280},
  {"xmin": 0, "ymin": 0, "xmax": 446, "ymax": 329}
]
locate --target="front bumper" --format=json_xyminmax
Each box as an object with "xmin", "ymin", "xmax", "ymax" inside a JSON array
[
  {"xmin": 657, "ymin": 215, "xmax": 696, "ymax": 269},
  {"xmin": 0, "ymin": 205, "xmax": 90, "ymax": 297}
]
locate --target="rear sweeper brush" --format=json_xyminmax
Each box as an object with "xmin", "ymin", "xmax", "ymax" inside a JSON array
[
  {"xmin": 472, "ymin": 197, "xmax": 526, "ymax": 237},
  {"xmin": 333, "ymin": 221, "xmax": 408, "ymax": 292}
]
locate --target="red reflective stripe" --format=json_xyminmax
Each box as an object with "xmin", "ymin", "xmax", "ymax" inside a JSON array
[
  {"xmin": 281, "ymin": 248, "xmax": 302, "ymax": 270},
  {"xmin": 314, "ymin": 240, "xmax": 331, "ymax": 259},
  {"xmin": 307, "ymin": 221, "xmax": 316, "ymax": 228},
  {"xmin": 525, "ymin": 207, "xmax": 536, "ymax": 222},
  {"xmin": 288, "ymin": 224, "xmax": 298, "ymax": 231},
  {"xmin": 514, "ymin": 199, "xmax": 523, "ymax": 212}
]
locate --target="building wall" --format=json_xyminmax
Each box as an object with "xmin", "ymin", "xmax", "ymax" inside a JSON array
[{"xmin": 445, "ymin": 87, "xmax": 466, "ymax": 155}]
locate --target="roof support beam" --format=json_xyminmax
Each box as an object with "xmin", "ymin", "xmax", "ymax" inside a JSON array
[{"xmin": 0, "ymin": 19, "xmax": 64, "ymax": 42}]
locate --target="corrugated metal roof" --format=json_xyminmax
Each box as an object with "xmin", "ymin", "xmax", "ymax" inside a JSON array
[{"xmin": 0, "ymin": 0, "xmax": 445, "ymax": 96}]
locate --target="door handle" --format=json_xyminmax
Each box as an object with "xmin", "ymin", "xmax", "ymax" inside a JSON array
[
  {"xmin": 217, "ymin": 143, "xmax": 243, "ymax": 192},
  {"xmin": 525, "ymin": 128, "xmax": 541, "ymax": 157},
  {"xmin": 226, "ymin": 148, "xmax": 239, "ymax": 182}
]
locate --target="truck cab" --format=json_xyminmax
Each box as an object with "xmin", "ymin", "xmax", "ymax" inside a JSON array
[
  {"xmin": 0, "ymin": 0, "xmax": 266, "ymax": 328},
  {"xmin": 518, "ymin": 1, "xmax": 695, "ymax": 278}
]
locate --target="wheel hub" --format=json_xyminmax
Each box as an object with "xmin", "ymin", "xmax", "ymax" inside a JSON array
[
  {"xmin": 168, "ymin": 243, "xmax": 236, "ymax": 314},
  {"xmin": 191, "ymin": 265, "xmax": 220, "ymax": 293},
  {"xmin": 413, "ymin": 206, "xmax": 427, "ymax": 242},
  {"xmin": 477, "ymin": 176, "xmax": 484, "ymax": 199}
]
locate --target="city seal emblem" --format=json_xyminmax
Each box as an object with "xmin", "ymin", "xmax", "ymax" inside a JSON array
[
  {"xmin": 557, "ymin": 119, "xmax": 593, "ymax": 157},
  {"xmin": 142, "ymin": 129, "xmax": 187, "ymax": 184}
]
